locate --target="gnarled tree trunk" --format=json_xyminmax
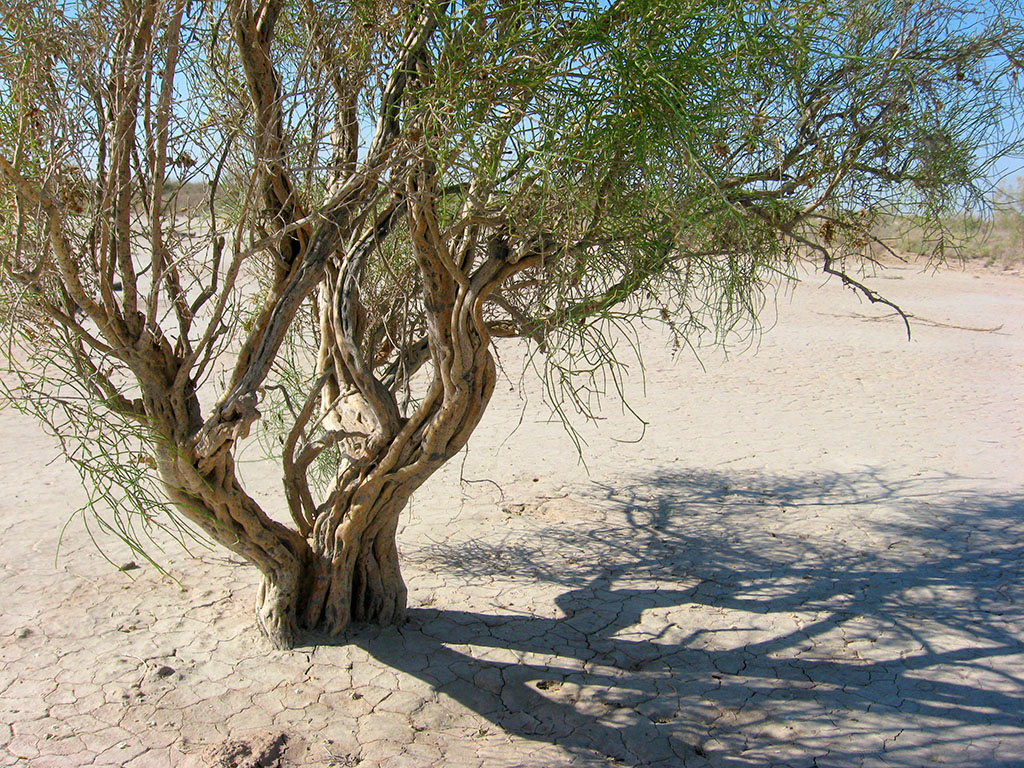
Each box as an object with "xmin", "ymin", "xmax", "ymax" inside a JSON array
[
  {"xmin": 298, "ymin": 340, "xmax": 497, "ymax": 641},
  {"xmin": 150, "ymin": 298, "xmax": 497, "ymax": 649},
  {"xmin": 250, "ymin": 356, "xmax": 495, "ymax": 646}
]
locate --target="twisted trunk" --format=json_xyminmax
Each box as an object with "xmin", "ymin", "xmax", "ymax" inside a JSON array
[
  {"xmin": 143, "ymin": 128, "xmax": 503, "ymax": 648},
  {"xmin": 150, "ymin": 345, "xmax": 495, "ymax": 649},
  {"xmin": 258, "ymin": 366, "xmax": 494, "ymax": 644},
  {"xmin": 304, "ymin": 489, "xmax": 410, "ymax": 635},
  {"xmin": 155, "ymin": 443, "xmax": 311, "ymax": 649},
  {"xmin": 248, "ymin": 485, "xmax": 410, "ymax": 648},
  {"xmin": 299, "ymin": 343, "xmax": 497, "ymax": 639}
]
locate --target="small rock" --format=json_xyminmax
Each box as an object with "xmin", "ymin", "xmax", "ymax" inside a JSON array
[
  {"xmin": 16, "ymin": 628, "xmax": 32, "ymax": 639},
  {"xmin": 155, "ymin": 665, "xmax": 176, "ymax": 678},
  {"xmin": 119, "ymin": 561, "xmax": 139, "ymax": 571}
]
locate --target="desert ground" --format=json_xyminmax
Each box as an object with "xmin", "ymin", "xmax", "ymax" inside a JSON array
[{"xmin": 1, "ymin": 260, "xmax": 1022, "ymax": 767}]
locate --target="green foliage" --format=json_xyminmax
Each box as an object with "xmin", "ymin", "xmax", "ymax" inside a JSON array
[
  {"xmin": 392, "ymin": 0, "xmax": 1022, "ymax": 421},
  {"xmin": 0, "ymin": 330, "xmax": 202, "ymax": 570}
]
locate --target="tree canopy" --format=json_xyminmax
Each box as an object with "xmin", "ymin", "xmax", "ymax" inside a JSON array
[{"xmin": 1, "ymin": 0, "xmax": 1021, "ymax": 647}]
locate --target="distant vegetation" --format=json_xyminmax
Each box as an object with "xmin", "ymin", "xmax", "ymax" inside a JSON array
[
  {"xmin": 875, "ymin": 180, "xmax": 1024, "ymax": 267},
  {"xmin": 160, "ymin": 181, "xmax": 211, "ymax": 213},
  {"xmin": 169, "ymin": 179, "xmax": 1024, "ymax": 267}
]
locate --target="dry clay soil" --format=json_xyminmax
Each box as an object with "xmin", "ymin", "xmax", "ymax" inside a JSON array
[{"xmin": 1, "ymin": 262, "xmax": 1023, "ymax": 767}]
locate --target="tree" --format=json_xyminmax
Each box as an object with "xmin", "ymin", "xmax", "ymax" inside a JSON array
[{"xmin": 1, "ymin": 0, "xmax": 1021, "ymax": 649}]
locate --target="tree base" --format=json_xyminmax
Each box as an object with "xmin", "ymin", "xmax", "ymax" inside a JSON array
[
  {"xmin": 256, "ymin": 574, "xmax": 301, "ymax": 650},
  {"xmin": 255, "ymin": 534, "xmax": 408, "ymax": 649}
]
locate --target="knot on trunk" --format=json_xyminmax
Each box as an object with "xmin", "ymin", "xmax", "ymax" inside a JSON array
[{"xmin": 192, "ymin": 393, "xmax": 261, "ymax": 473}]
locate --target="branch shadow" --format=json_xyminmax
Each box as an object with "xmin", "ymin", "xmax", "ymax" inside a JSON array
[{"xmin": 304, "ymin": 468, "xmax": 1024, "ymax": 767}]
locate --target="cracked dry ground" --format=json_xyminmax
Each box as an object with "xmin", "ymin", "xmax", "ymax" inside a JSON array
[{"xmin": 2, "ymin": 264, "xmax": 1023, "ymax": 767}]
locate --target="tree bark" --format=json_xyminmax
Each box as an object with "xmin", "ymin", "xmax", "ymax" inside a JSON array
[
  {"xmin": 304, "ymin": 500, "xmax": 409, "ymax": 636},
  {"xmin": 256, "ymin": 564, "xmax": 307, "ymax": 651},
  {"xmin": 285, "ymin": 338, "xmax": 495, "ymax": 644},
  {"xmin": 157, "ymin": 346, "xmax": 494, "ymax": 650},
  {"xmin": 145, "ymin": 147, "xmax": 501, "ymax": 648}
]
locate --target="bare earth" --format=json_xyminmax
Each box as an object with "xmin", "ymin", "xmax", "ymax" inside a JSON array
[{"xmin": 1, "ymin": 262, "xmax": 1023, "ymax": 768}]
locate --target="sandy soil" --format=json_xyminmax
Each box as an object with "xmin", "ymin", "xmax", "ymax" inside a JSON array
[{"xmin": 1, "ymin": 262, "xmax": 1022, "ymax": 767}]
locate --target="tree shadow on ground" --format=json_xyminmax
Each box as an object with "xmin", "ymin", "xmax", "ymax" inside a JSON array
[{"xmin": 304, "ymin": 468, "xmax": 1024, "ymax": 767}]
